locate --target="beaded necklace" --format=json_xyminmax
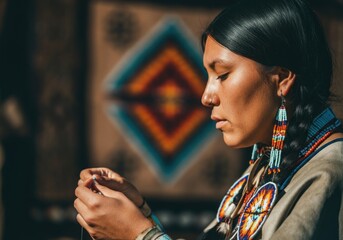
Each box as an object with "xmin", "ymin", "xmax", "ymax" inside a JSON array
[
  {"xmin": 215, "ymin": 107, "xmax": 341, "ymax": 240},
  {"xmin": 294, "ymin": 108, "xmax": 341, "ymax": 166}
]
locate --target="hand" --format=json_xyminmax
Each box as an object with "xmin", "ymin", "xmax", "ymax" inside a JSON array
[
  {"xmin": 78, "ymin": 168, "xmax": 144, "ymax": 208},
  {"xmin": 74, "ymin": 179, "xmax": 153, "ymax": 240}
]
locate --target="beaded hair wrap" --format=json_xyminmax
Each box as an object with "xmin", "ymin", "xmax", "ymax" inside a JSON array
[
  {"xmin": 249, "ymin": 144, "xmax": 260, "ymax": 164},
  {"xmin": 269, "ymin": 95, "xmax": 287, "ymax": 174}
]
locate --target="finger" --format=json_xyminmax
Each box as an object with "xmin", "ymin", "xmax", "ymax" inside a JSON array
[
  {"xmin": 74, "ymin": 197, "xmax": 94, "ymax": 226},
  {"xmin": 96, "ymin": 177, "xmax": 144, "ymax": 207},
  {"xmin": 80, "ymin": 168, "xmax": 96, "ymax": 181},
  {"xmin": 77, "ymin": 214, "xmax": 98, "ymax": 240},
  {"xmin": 96, "ymin": 176, "xmax": 124, "ymax": 190},
  {"xmin": 76, "ymin": 213, "xmax": 88, "ymax": 228},
  {"xmin": 74, "ymin": 198, "xmax": 86, "ymax": 218},
  {"xmin": 80, "ymin": 168, "xmax": 107, "ymax": 181},
  {"xmin": 81, "ymin": 167, "xmax": 117, "ymax": 179},
  {"xmin": 80, "ymin": 169, "xmax": 91, "ymax": 180},
  {"xmin": 78, "ymin": 179, "xmax": 84, "ymax": 186},
  {"xmin": 84, "ymin": 177, "xmax": 96, "ymax": 189},
  {"xmin": 76, "ymin": 213, "xmax": 93, "ymax": 234},
  {"xmin": 78, "ymin": 177, "xmax": 96, "ymax": 189},
  {"xmin": 75, "ymin": 185, "xmax": 103, "ymax": 208},
  {"xmin": 81, "ymin": 169, "xmax": 144, "ymax": 207},
  {"xmin": 91, "ymin": 182, "xmax": 143, "ymax": 215},
  {"xmin": 78, "ymin": 174, "xmax": 102, "ymax": 188},
  {"xmin": 89, "ymin": 177, "xmax": 104, "ymax": 195},
  {"xmin": 92, "ymin": 181, "xmax": 123, "ymax": 198}
]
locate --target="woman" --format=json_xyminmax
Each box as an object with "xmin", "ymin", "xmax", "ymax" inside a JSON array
[{"xmin": 74, "ymin": 0, "xmax": 343, "ymax": 239}]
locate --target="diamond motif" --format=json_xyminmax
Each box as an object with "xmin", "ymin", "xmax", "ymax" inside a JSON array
[{"xmin": 106, "ymin": 17, "xmax": 215, "ymax": 182}]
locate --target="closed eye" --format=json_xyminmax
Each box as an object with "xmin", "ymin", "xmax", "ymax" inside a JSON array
[{"xmin": 216, "ymin": 72, "xmax": 229, "ymax": 81}]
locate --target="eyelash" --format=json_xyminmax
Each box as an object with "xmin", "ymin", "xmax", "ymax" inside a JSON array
[{"xmin": 216, "ymin": 72, "xmax": 229, "ymax": 81}]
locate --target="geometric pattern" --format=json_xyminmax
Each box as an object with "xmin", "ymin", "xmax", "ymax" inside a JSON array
[
  {"xmin": 105, "ymin": 16, "xmax": 215, "ymax": 182},
  {"xmin": 238, "ymin": 182, "xmax": 278, "ymax": 240}
]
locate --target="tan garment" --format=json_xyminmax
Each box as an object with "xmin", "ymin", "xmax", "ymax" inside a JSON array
[
  {"xmin": 139, "ymin": 140, "xmax": 343, "ymax": 240},
  {"xmin": 261, "ymin": 139, "xmax": 343, "ymax": 240}
]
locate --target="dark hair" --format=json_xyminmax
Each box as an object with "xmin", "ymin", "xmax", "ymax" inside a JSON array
[{"xmin": 202, "ymin": 0, "xmax": 333, "ymax": 182}]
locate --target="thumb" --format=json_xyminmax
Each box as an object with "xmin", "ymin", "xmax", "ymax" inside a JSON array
[
  {"xmin": 93, "ymin": 181, "xmax": 120, "ymax": 198},
  {"xmin": 93, "ymin": 175, "xmax": 144, "ymax": 207}
]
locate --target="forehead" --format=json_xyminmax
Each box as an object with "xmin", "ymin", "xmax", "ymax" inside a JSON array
[
  {"xmin": 203, "ymin": 36, "xmax": 241, "ymax": 69},
  {"xmin": 203, "ymin": 36, "xmax": 265, "ymax": 73}
]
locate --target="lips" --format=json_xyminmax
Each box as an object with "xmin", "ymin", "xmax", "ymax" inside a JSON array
[
  {"xmin": 211, "ymin": 115, "xmax": 227, "ymax": 129},
  {"xmin": 215, "ymin": 120, "xmax": 227, "ymax": 129}
]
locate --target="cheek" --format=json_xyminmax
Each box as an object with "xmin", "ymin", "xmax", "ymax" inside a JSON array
[
  {"xmin": 239, "ymin": 84, "xmax": 277, "ymax": 123},
  {"xmin": 241, "ymin": 86, "xmax": 279, "ymax": 142},
  {"xmin": 221, "ymin": 79, "xmax": 278, "ymax": 144},
  {"xmin": 220, "ymin": 78, "xmax": 263, "ymax": 116}
]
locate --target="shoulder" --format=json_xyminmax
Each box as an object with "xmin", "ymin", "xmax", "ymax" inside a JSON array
[
  {"xmin": 299, "ymin": 138, "xmax": 343, "ymax": 178},
  {"xmin": 261, "ymin": 139, "xmax": 343, "ymax": 240},
  {"xmin": 289, "ymin": 138, "xmax": 343, "ymax": 190}
]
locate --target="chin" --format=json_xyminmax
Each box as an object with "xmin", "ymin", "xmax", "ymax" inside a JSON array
[
  {"xmin": 222, "ymin": 132, "xmax": 250, "ymax": 149},
  {"xmin": 222, "ymin": 134, "xmax": 240, "ymax": 148}
]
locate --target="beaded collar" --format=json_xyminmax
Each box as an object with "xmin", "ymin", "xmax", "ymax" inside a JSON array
[
  {"xmin": 298, "ymin": 108, "xmax": 341, "ymax": 159},
  {"xmin": 280, "ymin": 108, "xmax": 341, "ymax": 190}
]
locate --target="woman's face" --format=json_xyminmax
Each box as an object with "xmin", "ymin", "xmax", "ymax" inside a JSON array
[{"xmin": 202, "ymin": 36, "xmax": 280, "ymax": 148}]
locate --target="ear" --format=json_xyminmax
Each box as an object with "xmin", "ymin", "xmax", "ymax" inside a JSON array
[{"xmin": 276, "ymin": 67, "xmax": 296, "ymax": 97}]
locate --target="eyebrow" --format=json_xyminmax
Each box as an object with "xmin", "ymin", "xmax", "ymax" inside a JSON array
[{"xmin": 208, "ymin": 58, "xmax": 231, "ymax": 71}]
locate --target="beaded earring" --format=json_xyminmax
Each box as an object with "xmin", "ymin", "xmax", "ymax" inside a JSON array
[{"xmin": 268, "ymin": 94, "xmax": 287, "ymax": 174}]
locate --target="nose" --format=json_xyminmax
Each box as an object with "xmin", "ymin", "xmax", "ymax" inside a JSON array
[
  {"xmin": 201, "ymin": 93, "xmax": 212, "ymax": 107},
  {"xmin": 201, "ymin": 84, "xmax": 219, "ymax": 107}
]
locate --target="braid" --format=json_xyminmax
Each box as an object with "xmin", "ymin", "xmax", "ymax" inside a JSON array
[{"xmin": 275, "ymin": 100, "xmax": 321, "ymax": 183}]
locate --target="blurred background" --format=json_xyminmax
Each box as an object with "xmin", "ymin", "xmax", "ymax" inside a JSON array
[{"xmin": 0, "ymin": 0, "xmax": 342, "ymax": 239}]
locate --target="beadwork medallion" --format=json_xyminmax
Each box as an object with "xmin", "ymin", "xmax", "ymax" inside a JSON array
[
  {"xmin": 217, "ymin": 174, "xmax": 249, "ymax": 222},
  {"xmin": 238, "ymin": 182, "xmax": 278, "ymax": 240}
]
